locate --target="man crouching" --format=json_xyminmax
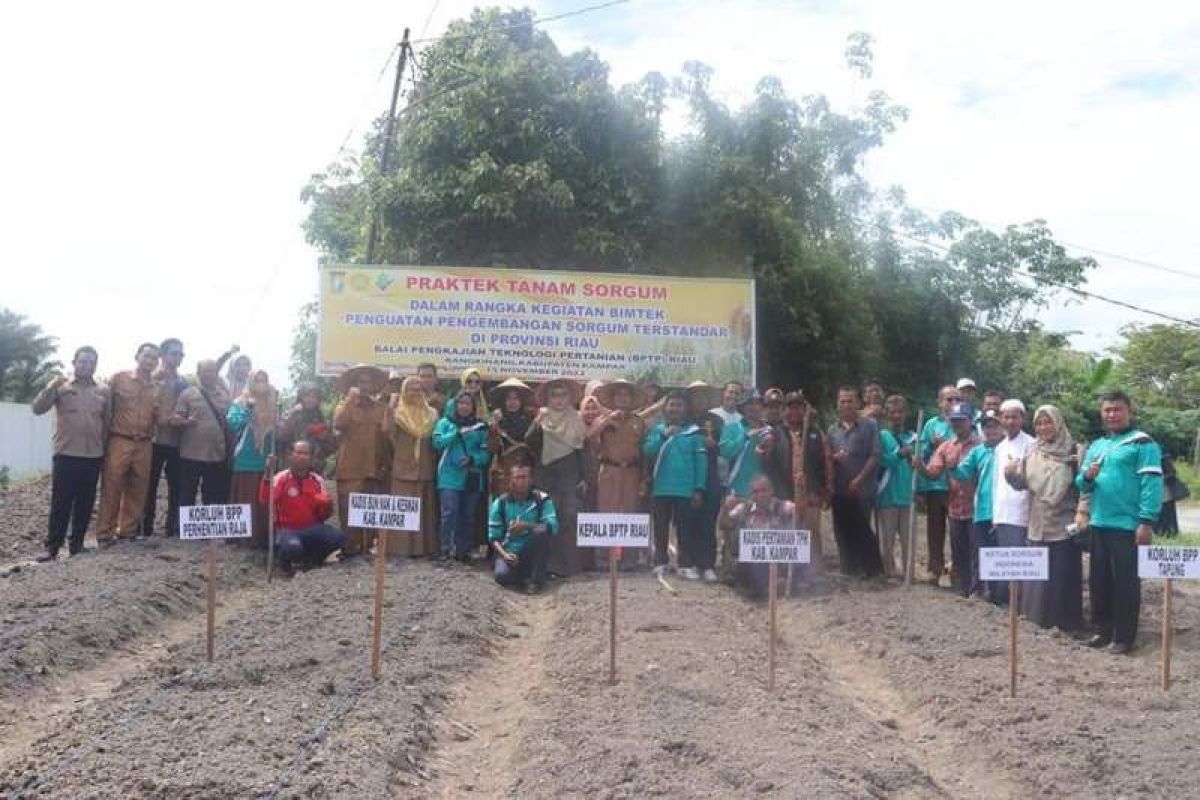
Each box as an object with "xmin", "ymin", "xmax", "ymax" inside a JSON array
[{"xmin": 489, "ymin": 464, "xmax": 558, "ymax": 594}]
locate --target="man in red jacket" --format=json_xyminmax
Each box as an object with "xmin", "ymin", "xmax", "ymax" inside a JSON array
[{"xmin": 262, "ymin": 440, "xmax": 347, "ymax": 572}]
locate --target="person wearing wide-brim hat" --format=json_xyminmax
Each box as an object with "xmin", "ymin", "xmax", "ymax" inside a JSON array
[
  {"xmin": 763, "ymin": 387, "xmax": 785, "ymax": 426},
  {"xmin": 589, "ymin": 379, "xmax": 649, "ymax": 568},
  {"xmin": 332, "ymin": 365, "xmax": 389, "ymax": 556},
  {"xmin": 683, "ymin": 381, "xmax": 720, "ymax": 420},
  {"xmin": 594, "ymin": 378, "xmax": 644, "ymax": 411},
  {"xmin": 527, "ymin": 377, "xmax": 587, "ymax": 577},
  {"xmin": 488, "ymin": 378, "xmax": 536, "ymax": 499}
]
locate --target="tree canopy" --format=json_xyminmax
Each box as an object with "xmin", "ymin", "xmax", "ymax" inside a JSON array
[{"xmin": 0, "ymin": 309, "xmax": 60, "ymax": 403}]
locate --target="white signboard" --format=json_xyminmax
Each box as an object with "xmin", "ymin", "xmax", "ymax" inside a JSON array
[
  {"xmin": 738, "ymin": 529, "xmax": 810, "ymax": 564},
  {"xmin": 577, "ymin": 513, "xmax": 651, "ymax": 548},
  {"xmin": 179, "ymin": 504, "xmax": 253, "ymax": 540},
  {"xmin": 347, "ymin": 493, "xmax": 422, "ymax": 531},
  {"xmin": 980, "ymin": 547, "xmax": 1049, "ymax": 581},
  {"xmin": 1139, "ymin": 546, "xmax": 1200, "ymax": 580}
]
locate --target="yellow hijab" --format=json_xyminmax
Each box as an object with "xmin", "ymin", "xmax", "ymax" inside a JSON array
[
  {"xmin": 460, "ymin": 367, "xmax": 488, "ymax": 417},
  {"xmin": 394, "ymin": 376, "xmax": 438, "ymax": 461}
]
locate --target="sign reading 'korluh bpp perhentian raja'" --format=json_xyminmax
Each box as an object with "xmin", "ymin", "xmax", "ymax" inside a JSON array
[
  {"xmin": 179, "ymin": 505, "xmax": 253, "ymax": 540},
  {"xmin": 317, "ymin": 265, "xmax": 756, "ymax": 385}
]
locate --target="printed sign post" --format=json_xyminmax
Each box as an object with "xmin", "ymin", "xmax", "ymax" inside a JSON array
[
  {"xmin": 1138, "ymin": 546, "xmax": 1200, "ymax": 691},
  {"xmin": 739, "ymin": 529, "xmax": 810, "ymax": 692},
  {"xmin": 980, "ymin": 547, "xmax": 1049, "ymax": 697},
  {"xmin": 179, "ymin": 504, "xmax": 252, "ymax": 661},
  {"xmin": 349, "ymin": 494, "xmax": 421, "ymax": 679},
  {"xmin": 577, "ymin": 513, "xmax": 651, "ymax": 684}
]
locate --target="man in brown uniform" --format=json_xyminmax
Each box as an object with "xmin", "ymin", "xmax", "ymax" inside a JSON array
[
  {"xmin": 97, "ymin": 343, "xmax": 161, "ymax": 544},
  {"xmin": 143, "ymin": 337, "xmax": 188, "ymax": 536},
  {"xmin": 172, "ymin": 359, "xmax": 232, "ymax": 507},
  {"xmin": 32, "ymin": 346, "xmax": 111, "ymax": 560},
  {"xmin": 591, "ymin": 380, "xmax": 647, "ymax": 567},
  {"xmin": 333, "ymin": 365, "xmax": 388, "ymax": 556}
]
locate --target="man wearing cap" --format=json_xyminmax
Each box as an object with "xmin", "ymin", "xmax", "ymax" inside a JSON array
[
  {"xmin": 915, "ymin": 401, "xmax": 980, "ymax": 596},
  {"xmin": 332, "ymin": 365, "xmax": 388, "ymax": 556},
  {"xmin": 990, "ymin": 398, "xmax": 1035, "ymax": 605},
  {"xmin": 32, "ymin": 346, "xmax": 110, "ymax": 560},
  {"xmin": 763, "ymin": 387, "xmax": 785, "ymax": 427},
  {"xmin": 957, "ymin": 378, "xmax": 982, "ymax": 429},
  {"xmin": 1076, "ymin": 390, "xmax": 1163, "ymax": 654},
  {"xmin": 826, "ymin": 386, "xmax": 884, "ymax": 577},
  {"xmin": 769, "ymin": 391, "xmax": 828, "ymax": 572},
  {"xmin": 916, "ymin": 385, "xmax": 959, "ymax": 585},
  {"xmin": 96, "ymin": 343, "xmax": 162, "ymax": 545},
  {"xmin": 953, "ymin": 409, "xmax": 1004, "ymax": 599},
  {"xmin": 644, "ymin": 391, "xmax": 709, "ymax": 580}
]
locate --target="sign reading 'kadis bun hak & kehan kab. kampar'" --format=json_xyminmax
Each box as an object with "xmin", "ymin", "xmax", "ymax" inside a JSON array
[{"xmin": 317, "ymin": 264, "xmax": 755, "ymax": 385}]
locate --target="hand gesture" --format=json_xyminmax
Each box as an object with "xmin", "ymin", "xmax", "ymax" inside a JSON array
[
  {"xmin": 509, "ymin": 519, "xmax": 531, "ymax": 534},
  {"xmin": 721, "ymin": 494, "xmax": 741, "ymax": 513},
  {"xmin": 1135, "ymin": 523, "xmax": 1153, "ymax": 546},
  {"xmin": 690, "ymin": 490, "xmax": 704, "ymax": 510},
  {"xmin": 1004, "ymin": 458, "xmax": 1020, "ymax": 477},
  {"xmin": 664, "ymin": 425, "xmax": 679, "ymax": 438},
  {"xmin": 503, "ymin": 550, "xmax": 519, "ymax": 566},
  {"xmin": 1085, "ymin": 460, "xmax": 1101, "ymax": 481},
  {"xmin": 491, "ymin": 409, "xmax": 503, "ymax": 425},
  {"xmin": 50, "ymin": 375, "xmax": 69, "ymax": 392},
  {"xmin": 230, "ymin": 344, "xmax": 241, "ymax": 354},
  {"xmin": 931, "ymin": 434, "xmax": 945, "ymax": 448},
  {"xmin": 390, "ymin": 394, "xmax": 401, "ymax": 409},
  {"xmin": 347, "ymin": 386, "xmax": 361, "ymax": 401}
]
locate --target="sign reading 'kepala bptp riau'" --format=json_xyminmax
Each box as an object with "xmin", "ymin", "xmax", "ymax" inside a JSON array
[
  {"xmin": 738, "ymin": 529, "xmax": 810, "ymax": 563},
  {"xmin": 576, "ymin": 513, "xmax": 651, "ymax": 548},
  {"xmin": 179, "ymin": 504, "xmax": 253, "ymax": 540},
  {"xmin": 347, "ymin": 494, "xmax": 421, "ymax": 531}
]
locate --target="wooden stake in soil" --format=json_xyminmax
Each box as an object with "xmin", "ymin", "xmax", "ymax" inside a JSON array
[
  {"xmin": 609, "ymin": 548, "xmax": 619, "ymax": 685},
  {"xmin": 371, "ymin": 531, "xmax": 388, "ymax": 680},
  {"xmin": 905, "ymin": 409, "xmax": 925, "ymax": 587},
  {"xmin": 1162, "ymin": 577, "xmax": 1173, "ymax": 691},
  {"xmin": 1008, "ymin": 580, "xmax": 1018, "ymax": 698},
  {"xmin": 206, "ymin": 539, "xmax": 217, "ymax": 662},
  {"xmin": 979, "ymin": 545, "xmax": 1046, "ymax": 698},
  {"xmin": 266, "ymin": 459, "xmax": 277, "ymax": 584},
  {"xmin": 787, "ymin": 407, "xmax": 812, "ymax": 597},
  {"xmin": 768, "ymin": 562, "xmax": 778, "ymax": 693}
]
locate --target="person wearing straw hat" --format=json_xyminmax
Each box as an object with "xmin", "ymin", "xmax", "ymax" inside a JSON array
[
  {"xmin": 589, "ymin": 380, "xmax": 647, "ymax": 569},
  {"xmin": 433, "ymin": 390, "xmax": 491, "ymax": 562},
  {"xmin": 382, "ymin": 376, "xmax": 440, "ymax": 557},
  {"xmin": 332, "ymin": 365, "xmax": 388, "ymax": 557},
  {"xmin": 527, "ymin": 378, "xmax": 587, "ymax": 577},
  {"xmin": 487, "ymin": 378, "xmax": 536, "ymax": 500},
  {"xmin": 763, "ymin": 387, "xmax": 785, "ymax": 427}
]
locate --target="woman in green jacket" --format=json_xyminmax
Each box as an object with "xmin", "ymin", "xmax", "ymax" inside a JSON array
[
  {"xmin": 433, "ymin": 391, "xmax": 490, "ymax": 561},
  {"xmin": 227, "ymin": 370, "xmax": 279, "ymax": 549}
]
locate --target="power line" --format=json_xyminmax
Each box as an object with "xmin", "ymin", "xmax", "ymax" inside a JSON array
[
  {"xmin": 891, "ymin": 229, "xmax": 1200, "ymax": 329},
  {"xmin": 410, "ymin": 0, "xmax": 631, "ymax": 45},
  {"xmin": 910, "ymin": 203, "xmax": 1200, "ymax": 282}
]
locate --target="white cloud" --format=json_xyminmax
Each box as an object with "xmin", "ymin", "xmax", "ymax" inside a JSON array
[{"xmin": 2, "ymin": 0, "xmax": 1196, "ymax": 391}]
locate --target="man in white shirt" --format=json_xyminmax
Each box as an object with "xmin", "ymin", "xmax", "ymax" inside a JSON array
[{"xmin": 990, "ymin": 398, "xmax": 1035, "ymax": 606}]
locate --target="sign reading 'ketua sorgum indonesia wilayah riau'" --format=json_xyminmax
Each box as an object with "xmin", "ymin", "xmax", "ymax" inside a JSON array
[{"xmin": 317, "ymin": 265, "xmax": 755, "ymax": 385}]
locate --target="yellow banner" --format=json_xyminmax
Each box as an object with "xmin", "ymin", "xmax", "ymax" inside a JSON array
[{"xmin": 317, "ymin": 265, "xmax": 755, "ymax": 385}]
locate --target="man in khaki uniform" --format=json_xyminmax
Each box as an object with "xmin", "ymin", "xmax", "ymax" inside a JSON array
[
  {"xmin": 172, "ymin": 359, "xmax": 232, "ymax": 507},
  {"xmin": 96, "ymin": 343, "xmax": 161, "ymax": 544},
  {"xmin": 332, "ymin": 365, "xmax": 387, "ymax": 556},
  {"xmin": 32, "ymin": 345, "xmax": 110, "ymax": 560}
]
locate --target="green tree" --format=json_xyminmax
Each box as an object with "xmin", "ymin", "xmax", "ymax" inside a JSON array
[
  {"xmin": 0, "ymin": 309, "xmax": 60, "ymax": 402},
  {"xmin": 1113, "ymin": 323, "xmax": 1200, "ymax": 410}
]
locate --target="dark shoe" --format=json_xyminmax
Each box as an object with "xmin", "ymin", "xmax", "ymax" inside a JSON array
[
  {"xmin": 454, "ymin": 553, "xmax": 471, "ymax": 564},
  {"xmin": 526, "ymin": 582, "xmax": 543, "ymax": 595},
  {"xmin": 35, "ymin": 549, "xmax": 58, "ymax": 563},
  {"xmin": 1109, "ymin": 641, "xmax": 1133, "ymax": 655},
  {"xmin": 69, "ymin": 547, "xmax": 91, "ymax": 557},
  {"xmin": 339, "ymin": 550, "xmax": 363, "ymax": 561},
  {"xmin": 1086, "ymin": 634, "xmax": 1112, "ymax": 649}
]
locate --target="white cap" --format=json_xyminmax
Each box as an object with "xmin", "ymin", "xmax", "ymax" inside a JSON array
[
  {"xmin": 999, "ymin": 398, "xmax": 1026, "ymax": 415},
  {"xmin": 956, "ymin": 377, "xmax": 976, "ymax": 390}
]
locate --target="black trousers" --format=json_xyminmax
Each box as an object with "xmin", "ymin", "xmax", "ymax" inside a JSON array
[
  {"xmin": 949, "ymin": 518, "xmax": 974, "ymax": 597},
  {"xmin": 143, "ymin": 443, "xmax": 181, "ymax": 535},
  {"xmin": 1090, "ymin": 526, "xmax": 1141, "ymax": 646},
  {"xmin": 179, "ymin": 459, "xmax": 230, "ymax": 508},
  {"xmin": 830, "ymin": 494, "xmax": 883, "ymax": 577},
  {"xmin": 47, "ymin": 454, "xmax": 103, "ymax": 554},
  {"xmin": 652, "ymin": 496, "xmax": 713, "ymax": 570},
  {"xmin": 493, "ymin": 531, "xmax": 550, "ymax": 588}
]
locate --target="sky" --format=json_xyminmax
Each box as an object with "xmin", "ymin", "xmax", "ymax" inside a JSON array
[{"xmin": 3, "ymin": 0, "xmax": 1197, "ymax": 391}]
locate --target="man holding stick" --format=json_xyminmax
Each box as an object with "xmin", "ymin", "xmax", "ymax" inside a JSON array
[
  {"xmin": 1076, "ymin": 391, "xmax": 1163, "ymax": 654},
  {"xmin": 490, "ymin": 463, "xmax": 559, "ymax": 594}
]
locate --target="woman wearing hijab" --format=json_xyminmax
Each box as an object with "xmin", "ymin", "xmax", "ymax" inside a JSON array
[
  {"xmin": 279, "ymin": 385, "xmax": 335, "ymax": 474},
  {"xmin": 227, "ymin": 370, "xmax": 279, "ymax": 549},
  {"xmin": 433, "ymin": 390, "xmax": 491, "ymax": 561},
  {"xmin": 453, "ymin": 367, "xmax": 488, "ymax": 417},
  {"xmin": 527, "ymin": 378, "xmax": 587, "ymax": 577},
  {"xmin": 488, "ymin": 378, "xmax": 536, "ymax": 499},
  {"xmin": 382, "ymin": 376, "xmax": 440, "ymax": 557},
  {"xmin": 579, "ymin": 385, "xmax": 607, "ymax": 516},
  {"xmin": 1004, "ymin": 405, "xmax": 1083, "ymax": 631}
]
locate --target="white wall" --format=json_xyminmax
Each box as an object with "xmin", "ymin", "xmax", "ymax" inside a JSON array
[{"xmin": 0, "ymin": 401, "xmax": 53, "ymax": 479}]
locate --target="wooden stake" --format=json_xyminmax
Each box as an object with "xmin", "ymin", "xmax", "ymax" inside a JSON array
[
  {"xmin": 608, "ymin": 548, "xmax": 618, "ymax": 685},
  {"xmin": 787, "ymin": 409, "xmax": 812, "ymax": 597},
  {"xmin": 266, "ymin": 474, "xmax": 276, "ymax": 584},
  {"xmin": 1162, "ymin": 578, "xmax": 1173, "ymax": 691},
  {"xmin": 206, "ymin": 539, "xmax": 217, "ymax": 662},
  {"xmin": 906, "ymin": 409, "xmax": 925, "ymax": 588},
  {"xmin": 1008, "ymin": 580, "xmax": 1019, "ymax": 697},
  {"xmin": 768, "ymin": 561, "xmax": 778, "ymax": 693},
  {"xmin": 371, "ymin": 531, "xmax": 388, "ymax": 679}
]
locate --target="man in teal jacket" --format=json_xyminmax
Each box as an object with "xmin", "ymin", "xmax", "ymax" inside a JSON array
[
  {"xmin": 877, "ymin": 395, "xmax": 917, "ymax": 578},
  {"xmin": 718, "ymin": 390, "xmax": 775, "ymax": 500},
  {"xmin": 644, "ymin": 391, "xmax": 709, "ymax": 580},
  {"xmin": 490, "ymin": 464, "xmax": 558, "ymax": 593},
  {"xmin": 916, "ymin": 384, "xmax": 959, "ymax": 585},
  {"xmin": 1076, "ymin": 391, "xmax": 1163, "ymax": 654},
  {"xmin": 952, "ymin": 409, "xmax": 1003, "ymax": 600}
]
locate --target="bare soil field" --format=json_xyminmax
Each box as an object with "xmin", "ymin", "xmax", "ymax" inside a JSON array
[{"xmin": 4, "ymin": 479, "xmax": 1200, "ymax": 799}]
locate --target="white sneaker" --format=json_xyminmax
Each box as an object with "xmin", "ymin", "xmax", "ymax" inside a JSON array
[
  {"xmin": 678, "ymin": 567, "xmax": 701, "ymax": 581},
  {"xmin": 701, "ymin": 569, "xmax": 719, "ymax": 583},
  {"xmin": 652, "ymin": 565, "xmax": 669, "ymax": 577}
]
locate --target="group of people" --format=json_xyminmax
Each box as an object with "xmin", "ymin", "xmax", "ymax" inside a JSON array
[{"xmin": 32, "ymin": 345, "xmax": 1168, "ymax": 648}]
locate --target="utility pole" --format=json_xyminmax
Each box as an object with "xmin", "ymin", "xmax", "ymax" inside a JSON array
[{"xmin": 366, "ymin": 27, "xmax": 410, "ymax": 264}]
